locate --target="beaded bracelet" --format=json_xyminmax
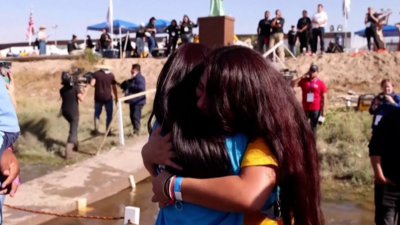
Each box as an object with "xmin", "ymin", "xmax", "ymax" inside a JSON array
[
  {"xmin": 168, "ymin": 176, "xmax": 176, "ymax": 201},
  {"xmin": 162, "ymin": 174, "xmax": 174, "ymax": 200}
]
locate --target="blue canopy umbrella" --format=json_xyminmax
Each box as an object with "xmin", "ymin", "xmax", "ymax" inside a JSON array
[
  {"xmin": 354, "ymin": 25, "xmax": 399, "ymax": 37},
  {"xmin": 87, "ymin": 20, "xmax": 140, "ymax": 58},
  {"xmin": 87, "ymin": 19, "xmax": 140, "ymax": 34},
  {"xmin": 144, "ymin": 19, "xmax": 171, "ymax": 33}
]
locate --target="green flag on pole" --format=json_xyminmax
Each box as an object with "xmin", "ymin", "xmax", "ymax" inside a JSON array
[{"xmin": 209, "ymin": 0, "xmax": 225, "ymax": 16}]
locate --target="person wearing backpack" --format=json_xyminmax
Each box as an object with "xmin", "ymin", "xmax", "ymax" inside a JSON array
[{"xmin": 120, "ymin": 64, "xmax": 146, "ymax": 136}]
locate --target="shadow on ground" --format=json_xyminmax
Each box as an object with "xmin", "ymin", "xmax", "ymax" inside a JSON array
[{"xmin": 18, "ymin": 117, "xmax": 65, "ymax": 152}]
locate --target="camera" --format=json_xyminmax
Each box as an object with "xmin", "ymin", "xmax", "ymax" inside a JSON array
[
  {"xmin": 0, "ymin": 61, "xmax": 11, "ymax": 69},
  {"xmin": 378, "ymin": 94, "xmax": 386, "ymax": 101},
  {"xmin": 61, "ymin": 68, "xmax": 93, "ymax": 87},
  {"xmin": 78, "ymin": 72, "xmax": 94, "ymax": 86}
]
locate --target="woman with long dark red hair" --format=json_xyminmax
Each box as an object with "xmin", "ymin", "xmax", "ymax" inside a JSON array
[{"xmin": 144, "ymin": 45, "xmax": 323, "ymax": 225}]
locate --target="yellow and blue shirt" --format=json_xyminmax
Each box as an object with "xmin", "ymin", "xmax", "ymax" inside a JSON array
[{"xmin": 152, "ymin": 121, "xmax": 280, "ymax": 225}]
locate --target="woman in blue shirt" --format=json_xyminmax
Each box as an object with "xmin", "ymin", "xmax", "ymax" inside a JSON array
[{"xmin": 369, "ymin": 79, "xmax": 400, "ymax": 134}]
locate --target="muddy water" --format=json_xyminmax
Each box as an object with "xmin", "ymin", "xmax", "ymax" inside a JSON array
[{"xmin": 41, "ymin": 179, "xmax": 374, "ymax": 225}]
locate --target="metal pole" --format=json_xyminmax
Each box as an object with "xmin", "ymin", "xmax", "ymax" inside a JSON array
[
  {"xmin": 117, "ymin": 101, "xmax": 125, "ymax": 146},
  {"xmin": 52, "ymin": 25, "xmax": 58, "ymax": 48},
  {"xmin": 119, "ymin": 27, "xmax": 122, "ymax": 58}
]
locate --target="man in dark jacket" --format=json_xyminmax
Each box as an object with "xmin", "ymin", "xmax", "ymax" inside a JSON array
[
  {"xmin": 121, "ymin": 64, "xmax": 146, "ymax": 135},
  {"xmin": 67, "ymin": 35, "xmax": 79, "ymax": 55},
  {"xmin": 369, "ymin": 108, "xmax": 400, "ymax": 225}
]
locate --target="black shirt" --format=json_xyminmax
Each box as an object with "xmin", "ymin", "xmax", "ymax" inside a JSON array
[
  {"xmin": 92, "ymin": 70, "xmax": 117, "ymax": 103},
  {"xmin": 146, "ymin": 23, "xmax": 156, "ymax": 36},
  {"xmin": 165, "ymin": 25, "xmax": 180, "ymax": 38},
  {"xmin": 271, "ymin": 17, "xmax": 285, "ymax": 34},
  {"xmin": 369, "ymin": 108, "xmax": 400, "ymax": 186},
  {"xmin": 86, "ymin": 39, "xmax": 95, "ymax": 49},
  {"xmin": 258, "ymin": 18, "xmax": 271, "ymax": 37},
  {"xmin": 60, "ymin": 85, "xmax": 81, "ymax": 116},
  {"xmin": 297, "ymin": 17, "xmax": 312, "ymax": 33},
  {"xmin": 180, "ymin": 22, "xmax": 197, "ymax": 35},
  {"xmin": 366, "ymin": 14, "xmax": 377, "ymax": 28},
  {"xmin": 67, "ymin": 40, "xmax": 78, "ymax": 53},
  {"xmin": 100, "ymin": 33, "xmax": 111, "ymax": 49},
  {"xmin": 288, "ymin": 30, "xmax": 297, "ymax": 45},
  {"xmin": 136, "ymin": 28, "xmax": 146, "ymax": 38}
]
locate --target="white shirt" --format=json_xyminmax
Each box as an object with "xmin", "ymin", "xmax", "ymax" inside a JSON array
[
  {"xmin": 312, "ymin": 11, "xmax": 328, "ymax": 28},
  {"xmin": 37, "ymin": 31, "xmax": 47, "ymax": 41}
]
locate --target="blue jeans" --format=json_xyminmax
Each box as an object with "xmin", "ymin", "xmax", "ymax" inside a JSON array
[
  {"xmin": 94, "ymin": 100, "xmax": 113, "ymax": 129},
  {"xmin": 136, "ymin": 38, "xmax": 145, "ymax": 55},
  {"xmin": 147, "ymin": 36, "xmax": 155, "ymax": 55},
  {"xmin": 181, "ymin": 36, "xmax": 193, "ymax": 44},
  {"xmin": 289, "ymin": 44, "xmax": 297, "ymax": 56},
  {"xmin": 0, "ymin": 131, "xmax": 19, "ymax": 156},
  {"xmin": 39, "ymin": 41, "xmax": 46, "ymax": 55}
]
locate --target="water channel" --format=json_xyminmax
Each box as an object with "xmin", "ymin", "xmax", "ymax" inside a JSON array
[{"xmin": 39, "ymin": 178, "xmax": 374, "ymax": 225}]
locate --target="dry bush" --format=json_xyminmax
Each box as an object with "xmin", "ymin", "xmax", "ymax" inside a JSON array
[{"xmin": 318, "ymin": 107, "xmax": 374, "ymax": 186}]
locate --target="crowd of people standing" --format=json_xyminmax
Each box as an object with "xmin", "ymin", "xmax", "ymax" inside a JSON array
[
  {"xmin": 257, "ymin": 4, "xmax": 328, "ymax": 57},
  {"xmin": 95, "ymin": 15, "xmax": 198, "ymax": 58}
]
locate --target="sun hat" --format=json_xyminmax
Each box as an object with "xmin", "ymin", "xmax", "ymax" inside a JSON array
[
  {"xmin": 39, "ymin": 25, "xmax": 46, "ymax": 30},
  {"xmin": 140, "ymin": 22, "xmax": 145, "ymax": 27},
  {"xmin": 94, "ymin": 60, "xmax": 114, "ymax": 70}
]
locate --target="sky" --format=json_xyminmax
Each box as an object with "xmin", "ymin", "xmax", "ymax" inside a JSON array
[{"xmin": 1, "ymin": 0, "xmax": 399, "ymax": 46}]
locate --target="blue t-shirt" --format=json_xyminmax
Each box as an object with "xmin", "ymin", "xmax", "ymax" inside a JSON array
[
  {"xmin": 152, "ymin": 121, "xmax": 278, "ymax": 225},
  {"xmin": 0, "ymin": 81, "xmax": 19, "ymax": 133}
]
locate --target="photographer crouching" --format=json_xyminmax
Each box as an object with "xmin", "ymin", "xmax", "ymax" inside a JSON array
[
  {"xmin": 369, "ymin": 79, "xmax": 400, "ymax": 134},
  {"xmin": 59, "ymin": 69, "xmax": 89, "ymax": 159}
]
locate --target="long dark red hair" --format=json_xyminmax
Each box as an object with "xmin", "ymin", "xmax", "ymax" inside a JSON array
[
  {"xmin": 203, "ymin": 46, "xmax": 324, "ymax": 225},
  {"xmin": 148, "ymin": 43, "xmax": 234, "ymax": 178}
]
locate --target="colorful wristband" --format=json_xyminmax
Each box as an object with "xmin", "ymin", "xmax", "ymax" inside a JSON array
[
  {"xmin": 174, "ymin": 177, "xmax": 183, "ymax": 201},
  {"xmin": 13, "ymin": 176, "xmax": 21, "ymax": 186},
  {"xmin": 168, "ymin": 176, "xmax": 176, "ymax": 204}
]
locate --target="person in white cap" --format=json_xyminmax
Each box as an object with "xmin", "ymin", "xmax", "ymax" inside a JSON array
[{"xmin": 37, "ymin": 26, "xmax": 48, "ymax": 55}]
